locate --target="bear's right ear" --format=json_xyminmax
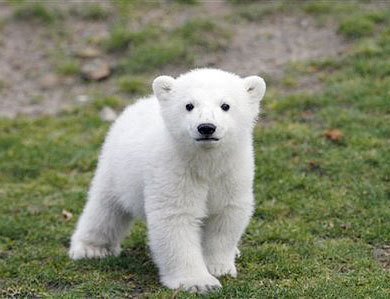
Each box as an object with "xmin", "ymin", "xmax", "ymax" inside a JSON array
[{"xmin": 153, "ymin": 76, "xmax": 175, "ymax": 102}]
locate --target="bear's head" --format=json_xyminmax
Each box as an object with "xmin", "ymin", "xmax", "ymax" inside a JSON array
[{"xmin": 153, "ymin": 68, "xmax": 266, "ymax": 150}]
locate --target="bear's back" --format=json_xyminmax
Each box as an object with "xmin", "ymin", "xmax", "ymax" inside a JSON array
[{"xmin": 100, "ymin": 96, "xmax": 167, "ymax": 168}]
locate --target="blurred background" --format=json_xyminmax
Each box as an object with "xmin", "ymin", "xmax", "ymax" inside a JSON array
[
  {"xmin": 0, "ymin": 0, "xmax": 360, "ymax": 118},
  {"xmin": 1, "ymin": 0, "xmax": 390, "ymax": 297}
]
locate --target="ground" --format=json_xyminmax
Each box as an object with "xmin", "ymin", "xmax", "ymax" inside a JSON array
[
  {"xmin": 0, "ymin": 0, "xmax": 347, "ymax": 118},
  {"xmin": 1, "ymin": 0, "xmax": 390, "ymax": 298}
]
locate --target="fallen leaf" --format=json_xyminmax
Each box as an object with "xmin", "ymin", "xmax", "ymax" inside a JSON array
[
  {"xmin": 324, "ymin": 129, "xmax": 342, "ymax": 141},
  {"xmin": 301, "ymin": 110, "xmax": 315, "ymax": 122},
  {"xmin": 62, "ymin": 209, "xmax": 73, "ymax": 220}
]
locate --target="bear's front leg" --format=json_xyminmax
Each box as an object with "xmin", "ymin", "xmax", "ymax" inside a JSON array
[
  {"xmin": 146, "ymin": 208, "xmax": 221, "ymax": 293},
  {"xmin": 202, "ymin": 196, "xmax": 253, "ymax": 278}
]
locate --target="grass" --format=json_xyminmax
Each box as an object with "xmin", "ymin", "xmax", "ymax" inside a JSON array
[
  {"xmin": 55, "ymin": 59, "xmax": 80, "ymax": 77},
  {"xmin": 172, "ymin": 0, "xmax": 198, "ymax": 4},
  {"xmin": 69, "ymin": 4, "xmax": 110, "ymax": 21},
  {"xmin": 122, "ymin": 39, "xmax": 190, "ymax": 73},
  {"xmin": 106, "ymin": 19, "xmax": 229, "ymax": 73},
  {"xmin": 337, "ymin": 9, "xmax": 390, "ymax": 40},
  {"xmin": 303, "ymin": 1, "xmax": 334, "ymax": 15},
  {"xmin": 104, "ymin": 25, "xmax": 161, "ymax": 53},
  {"xmin": 91, "ymin": 96, "xmax": 123, "ymax": 110},
  {"xmin": 117, "ymin": 76, "xmax": 150, "ymax": 95},
  {"xmin": 1, "ymin": 1, "xmax": 390, "ymax": 297},
  {"xmin": 176, "ymin": 19, "xmax": 230, "ymax": 51},
  {"xmin": 338, "ymin": 15, "xmax": 376, "ymax": 39},
  {"xmin": 235, "ymin": 2, "xmax": 287, "ymax": 22},
  {"xmin": 13, "ymin": 2, "xmax": 58, "ymax": 24}
]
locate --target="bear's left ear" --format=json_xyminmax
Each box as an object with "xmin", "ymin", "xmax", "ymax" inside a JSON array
[
  {"xmin": 153, "ymin": 75, "xmax": 176, "ymax": 102},
  {"xmin": 243, "ymin": 76, "xmax": 266, "ymax": 103}
]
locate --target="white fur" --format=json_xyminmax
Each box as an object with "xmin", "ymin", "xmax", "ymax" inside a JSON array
[{"xmin": 69, "ymin": 68, "xmax": 266, "ymax": 292}]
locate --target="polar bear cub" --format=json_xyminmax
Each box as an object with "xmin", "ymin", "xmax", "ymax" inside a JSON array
[{"xmin": 69, "ymin": 68, "xmax": 266, "ymax": 292}]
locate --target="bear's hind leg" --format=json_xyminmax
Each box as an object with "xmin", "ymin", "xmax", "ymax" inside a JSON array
[{"xmin": 69, "ymin": 187, "xmax": 132, "ymax": 260}]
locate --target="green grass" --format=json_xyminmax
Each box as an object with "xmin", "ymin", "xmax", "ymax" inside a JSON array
[
  {"xmin": 91, "ymin": 96, "xmax": 123, "ymax": 110},
  {"xmin": 106, "ymin": 19, "xmax": 229, "ymax": 73},
  {"xmin": 303, "ymin": 1, "xmax": 334, "ymax": 14},
  {"xmin": 337, "ymin": 9, "xmax": 390, "ymax": 40},
  {"xmin": 176, "ymin": 19, "xmax": 230, "ymax": 51},
  {"xmin": 1, "ymin": 1, "xmax": 390, "ymax": 298},
  {"xmin": 104, "ymin": 25, "xmax": 161, "ymax": 53},
  {"xmin": 122, "ymin": 39, "xmax": 190, "ymax": 73},
  {"xmin": 338, "ymin": 15, "xmax": 376, "ymax": 39},
  {"xmin": 55, "ymin": 59, "xmax": 80, "ymax": 77},
  {"xmin": 235, "ymin": 2, "xmax": 287, "ymax": 22},
  {"xmin": 13, "ymin": 2, "xmax": 58, "ymax": 24},
  {"xmin": 117, "ymin": 76, "xmax": 150, "ymax": 95},
  {"xmin": 69, "ymin": 4, "xmax": 110, "ymax": 21},
  {"xmin": 172, "ymin": 0, "xmax": 198, "ymax": 4},
  {"xmin": 104, "ymin": 26, "xmax": 134, "ymax": 52}
]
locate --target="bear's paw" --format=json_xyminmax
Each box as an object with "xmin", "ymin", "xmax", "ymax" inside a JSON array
[
  {"xmin": 69, "ymin": 242, "xmax": 120, "ymax": 260},
  {"xmin": 163, "ymin": 273, "xmax": 221, "ymax": 293},
  {"xmin": 207, "ymin": 263, "xmax": 237, "ymax": 278}
]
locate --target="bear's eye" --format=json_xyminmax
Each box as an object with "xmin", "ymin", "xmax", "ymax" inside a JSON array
[
  {"xmin": 221, "ymin": 103, "xmax": 230, "ymax": 111},
  {"xmin": 185, "ymin": 103, "xmax": 194, "ymax": 111}
]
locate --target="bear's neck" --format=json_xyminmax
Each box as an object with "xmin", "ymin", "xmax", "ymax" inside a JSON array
[{"xmin": 173, "ymin": 135, "xmax": 252, "ymax": 180}]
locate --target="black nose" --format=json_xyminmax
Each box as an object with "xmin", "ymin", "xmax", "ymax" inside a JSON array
[{"xmin": 197, "ymin": 123, "xmax": 216, "ymax": 135}]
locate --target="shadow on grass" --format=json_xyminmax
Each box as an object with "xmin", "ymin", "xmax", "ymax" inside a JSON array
[{"xmin": 67, "ymin": 242, "xmax": 159, "ymax": 293}]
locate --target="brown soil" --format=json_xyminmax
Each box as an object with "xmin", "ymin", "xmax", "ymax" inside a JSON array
[
  {"xmin": 218, "ymin": 16, "xmax": 345, "ymax": 76},
  {"xmin": 373, "ymin": 246, "xmax": 390, "ymax": 271}
]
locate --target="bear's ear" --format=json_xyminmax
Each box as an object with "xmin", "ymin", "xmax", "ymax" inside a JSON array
[
  {"xmin": 153, "ymin": 75, "xmax": 176, "ymax": 102},
  {"xmin": 243, "ymin": 76, "xmax": 266, "ymax": 103}
]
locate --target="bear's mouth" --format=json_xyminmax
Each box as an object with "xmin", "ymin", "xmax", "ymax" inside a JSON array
[{"xmin": 195, "ymin": 137, "xmax": 219, "ymax": 142}]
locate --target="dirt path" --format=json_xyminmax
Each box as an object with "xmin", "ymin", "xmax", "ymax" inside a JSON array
[
  {"xmin": 0, "ymin": 1, "xmax": 347, "ymax": 118},
  {"xmin": 218, "ymin": 15, "xmax": 345, "ymax": 76}
]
